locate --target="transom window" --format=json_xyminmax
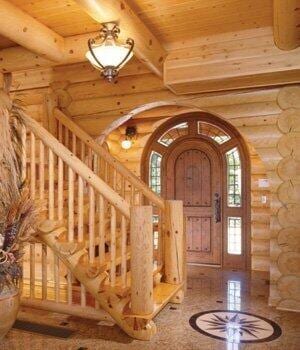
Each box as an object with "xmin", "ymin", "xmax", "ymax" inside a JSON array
[
  {"xmin": 158, "ymin": 122, "xmax": 188, "ymax": 146},
  {"xmin": 198, "ymin": 121, "xmax": 231, "ymax": 144}
]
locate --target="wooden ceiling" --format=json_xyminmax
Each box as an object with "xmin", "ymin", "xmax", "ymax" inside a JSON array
[
  {"xmin": 126, "ymin": 0, "xmax": 273, "ymax": 46},
  {"xmin": 0, "ymin": 0, "xmax": 273, "ymax": 49}
]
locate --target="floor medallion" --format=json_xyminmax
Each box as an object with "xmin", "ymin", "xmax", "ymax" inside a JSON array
[{"xmin": 189, "ymin": 310, "xmax": 282, "ymax": 344}]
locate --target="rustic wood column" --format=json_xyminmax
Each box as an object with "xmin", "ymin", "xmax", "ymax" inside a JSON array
[
  {"xmin": 164, "ymin": 200, "xmax": 185, "ymax": 286},
  {"xmin": 130, "ymin": 205, "xmax": 154, "ymax": 315}
]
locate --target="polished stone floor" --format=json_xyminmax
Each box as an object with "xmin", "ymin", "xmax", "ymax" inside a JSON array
[{"xmin": 1, "ymin": 266, "xmax": 300, "ymax": 349}]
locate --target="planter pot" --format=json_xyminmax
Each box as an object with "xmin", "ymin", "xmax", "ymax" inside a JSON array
[{"xmin": 0, "ymin": 289, "xmax": 20, "ymax": 340}]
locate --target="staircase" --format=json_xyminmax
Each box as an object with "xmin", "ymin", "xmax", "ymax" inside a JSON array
[{"xmin": 20, "ymin": 108, "xmax": 185, "ymax": 340}]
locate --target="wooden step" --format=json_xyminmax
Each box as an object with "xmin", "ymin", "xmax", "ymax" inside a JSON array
[{"xmin": 124, "ymin": 282, "xmax": 183, "ymax": 320}]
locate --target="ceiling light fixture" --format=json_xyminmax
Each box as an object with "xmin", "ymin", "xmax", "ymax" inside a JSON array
[{"xmin": 86, "ymin": 23, "xmax": 134, "ymax": 82}]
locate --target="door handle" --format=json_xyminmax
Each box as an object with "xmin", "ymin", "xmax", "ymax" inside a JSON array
[{"xmin": 214, "ymin": 193, "xmax": 221, "ymax": 223}]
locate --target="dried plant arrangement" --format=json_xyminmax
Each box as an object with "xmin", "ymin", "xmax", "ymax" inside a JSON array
[{"xmin": 0, "ymin": 99, "xmax": 39, "ymax": 294}]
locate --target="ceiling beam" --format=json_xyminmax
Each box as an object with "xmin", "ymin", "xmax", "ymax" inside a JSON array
[
  {"xmin": 273, "ymin": 0, "xmax": 300, "ymax": 50},
  {"xmin": 0, "ymin": 0, "xmax": 64, "ymax": 62},
  {"xmin": 74, "ymin": 0, "xmax": 167, "ymax": 77},
  {"xmin": 164, "ymin": 28, "xmax": 300, "ymax": 95}
]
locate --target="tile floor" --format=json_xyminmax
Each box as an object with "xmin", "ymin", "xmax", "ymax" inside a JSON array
[{"xmin": 1, "ymin": 266, "xmax": 300, "ymax": 350}]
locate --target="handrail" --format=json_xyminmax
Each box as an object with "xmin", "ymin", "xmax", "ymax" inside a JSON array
[
  {"xmin": 21, "ymin": 111, "xmax": 130, "ymax": 219},
  {"xmin": 53, "ymin": 108, "xmax": 165, "ymax": 211}
]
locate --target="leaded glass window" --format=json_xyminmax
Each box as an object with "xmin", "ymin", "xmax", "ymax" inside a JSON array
[
  {"xmin": 198, "ymin": 121, "xmax": 231, "ymax": 144},
  {"xmin": 158, "ymin": 122, "xmax": 188, "ymax": 146},
  {"xmin": 227, "ymin": 217, "xmax": 242, "ymax": 255},
  {"xmin": 149, "ymin": 151, "xmax": 162, "ymax": 194},
  {"xmin": 226, "ymin": 147, "xmax": 242, "ymax": 207}
]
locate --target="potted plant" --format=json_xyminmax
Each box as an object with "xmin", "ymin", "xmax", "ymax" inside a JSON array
[{"xmin": 0, "ymin": 97, "xmax": 38, "ymax": 340}]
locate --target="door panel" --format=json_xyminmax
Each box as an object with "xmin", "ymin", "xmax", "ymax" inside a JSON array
[{"xmin": 166, "ymin": 140, "xmax": 222, "ymax": 265}]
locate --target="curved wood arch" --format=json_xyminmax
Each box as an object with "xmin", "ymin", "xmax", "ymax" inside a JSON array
[{"xmin": 141, "ymin": 112, "xmax": 251, "ymax": 269}]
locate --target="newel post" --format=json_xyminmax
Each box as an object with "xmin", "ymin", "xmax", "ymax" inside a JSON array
[
  {"xmin": 164, "ymin": 200, "xmax": 185, "ymax": 301},
  {"xmin": 130, "ymin": 205, "xmax": 154, "ymax": 315}
]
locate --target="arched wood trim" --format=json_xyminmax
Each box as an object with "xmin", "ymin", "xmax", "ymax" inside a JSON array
[{"xmin": 141, "ymin": 112, "xmax": 251, "ymax": 270}]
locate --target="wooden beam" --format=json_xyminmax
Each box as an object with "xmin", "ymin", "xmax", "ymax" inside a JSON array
[
  {"xmin": 164, "ymin": 28, "xmax": 300, "ymax": 95},
  {"xmin": 0, "ymin": 0, "xmax": 64, "ymax": 62},
  {"xmin": 273, "ymin": 0, "xmax": 300, "ymax": 50},
  {"xmin": 74, "ymin": 0, "xmax": 167, "ymax": 77}
]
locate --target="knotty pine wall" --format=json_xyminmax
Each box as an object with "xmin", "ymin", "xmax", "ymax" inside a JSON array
[{"xmin": 13, "ymin": 65, "xmax": 299, "ymax": 312}]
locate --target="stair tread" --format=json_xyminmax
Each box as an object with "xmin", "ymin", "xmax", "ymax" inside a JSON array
[{"xmin": 124, "ymin": 283, "xmax": 183, "ymax": 320}]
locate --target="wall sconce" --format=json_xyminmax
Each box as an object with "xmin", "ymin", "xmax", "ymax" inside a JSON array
[
  {"xmin": 121, "ymin": 126, "xmax": 136, "ymax": 150},
  {"xmin": 86, "ymin": 23, "xmax": 134, "ymax": 82}
]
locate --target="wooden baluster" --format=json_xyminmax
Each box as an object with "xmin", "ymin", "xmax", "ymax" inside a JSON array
[
  {"xmin": 78, "ymin": 174, "xmax": 85, "ymax": 307},
  {"xmin": 57, "ymin": 155, "xmax": 64, "ymax": 221},
  {"xmin": 58, "ymin": 121, "xmax": 63, "ymax": 143},
  {"xmin": 48, "ymin": 149, "xmax": 54, "ymax": 220},
  {"xmin": 72, "ymin": 133, "xmax": 76, "ymax": 156},
  {"xmin": 67, "ymin": 166, "xmax": 74, "ymax": 304},
  {"xmin": 41, "ymin": 244, "xmax": 47, "ymax": 300},
  {"xmin": 88, "ymin": 147, "xmax": 92, "ymax": 169},
  {"xmin": 54, "ymin": 252, "xmax": 60, "ymax": 303},
  {"xmin": 110, "ymin": 205, "xmax": 116, "ymax": 287},
  {"xmin": 30, "ymin": 243, "xmax": 35, "ymax": 299},
  {"xmin": 21, "ymin": 125, "xmax": 27, "ymax": 182},
  {"xmin": 80, "ymin": 140, "xmax": 85, "ymax": 163},
  {"xmin": 98, "ymin": 194, "xmax": 105, "ymax": 265},
  {"xmin": 39, "ymin": 140, "xmax": 45, "ymax": 201},
  {"xmin": 78, "ymin": 176, "xmax": 84, "ymax": 242},
  {"xmin": 121, "ymin": 215, "xmax": 127, "ymax": 287},
  {"xmin": 88, "ymin": 185, "xmax": 95, "ymax": 263},
  {"xmin": 64, "ymin": 126, "xmax": 69, "ymax": 150},
  {"xmin": 130, "ymin": 185, "xmax": 135, "ymax": 206},
  {"xmin": 157, "ymin": 208, "xmax": 163, "ymax": 269},
  {"xmin": 30, "ymin": 132, "xmax": 36, "ymax": 198},
  {"xmin": 39, "ymin": 140, "xmax": 47, "ymax": 300}
]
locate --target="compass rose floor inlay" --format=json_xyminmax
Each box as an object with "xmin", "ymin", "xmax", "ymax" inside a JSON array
[{"xmin": 190, "ymin": 310, "xmax": 282, "ymax": 344}]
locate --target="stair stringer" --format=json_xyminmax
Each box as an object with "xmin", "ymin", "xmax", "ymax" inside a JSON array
[{"xmin": 37, "ymin": 221, "xmax": 157, "ymax": 340}]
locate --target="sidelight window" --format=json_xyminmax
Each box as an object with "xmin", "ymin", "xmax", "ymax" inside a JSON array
[
  {"xmin": 149, "ymin": 151, "xmax": 162, "ymax": 194},
  {"xmin": 226, "ymin": 147, "xmax": 242, "ymax": 207},
  {"xmin": 227, "ymin": 217, "xmax": 242, "ymax": 255}
]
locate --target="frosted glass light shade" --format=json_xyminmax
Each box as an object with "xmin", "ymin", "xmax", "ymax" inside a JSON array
[
  {"xmin": 121, "ymin": 139, "xmax": 132, "ymax": 150},
  {"xmin": 86, "ymin": 41, "xmax": 133, "ymax": 69}
]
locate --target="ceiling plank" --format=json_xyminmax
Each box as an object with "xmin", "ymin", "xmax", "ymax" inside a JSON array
[
  {"xmin": 164, "ymin": 28, "xmax": 300, "ymax": 94},
  {"xmin": 0, "ymin": 0, "xmax": 64, "ymax": 61},
  {"xmin": 273, "ymin": 0, "xmax": 300, "ymax": 50},
  {"xmin": 74, "ymin": 0, "xmax": 167, "ymax": 77}
]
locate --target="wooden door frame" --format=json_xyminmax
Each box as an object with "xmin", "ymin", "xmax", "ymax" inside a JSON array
[{"xmin": 141, "ymin": 112, "xmax": 251, "ymax": 270}]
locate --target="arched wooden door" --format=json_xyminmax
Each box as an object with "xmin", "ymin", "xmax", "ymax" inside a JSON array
[
  {"xmin": 165, "ymin": 139, "xmax": 222, "ymax": 265},
  {"xmin": 142, "ymin": 113, "xmax": 250, "ymax": 270}
]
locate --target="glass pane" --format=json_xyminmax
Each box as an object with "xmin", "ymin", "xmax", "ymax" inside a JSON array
[
  {"xmin": 226, "ymin": 147, "xmax": 242, "ymax": 207},
  {"xmin": 158, "ymin": 122, "xmax": 188, "ymax": 146},
  {"xmin": 227, "ymin": 217, "xmax": 242, "ymax": 255},
  {"xmin": 198, "ymin": 121, "xmax": 231, "ymax": 144},
  {"xmin": 149, "ymin": 151, "xmax": 162, "ymax": 194}
]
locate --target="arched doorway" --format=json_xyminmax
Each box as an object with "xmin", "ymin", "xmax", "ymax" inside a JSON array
[{"xmin": 142, "ymin": 112, "xmax": 250, "ymax": 269}]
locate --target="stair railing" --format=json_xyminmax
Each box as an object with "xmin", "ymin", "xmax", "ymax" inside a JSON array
[
  {"xmin": 21, "ymin": 111, "xmax": 132, "ymax": 318},
  {"xmin": 53, "ymin": 108, "xmax": 165, "ymax": 271}
]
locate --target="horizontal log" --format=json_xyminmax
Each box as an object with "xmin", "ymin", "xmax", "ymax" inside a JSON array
[
  {"xmin": 165, "ymin": 29, "xmax": 300, "ymax": 94},
  {"xmin": 0, "ymin": 0, "xmax": 64, "ymax": 62}
]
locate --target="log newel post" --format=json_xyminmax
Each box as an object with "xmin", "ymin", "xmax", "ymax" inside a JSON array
[
  {"xmin": 164, "ymin": 200, "xmax": 185, "ymax": 290},
  {"xmin": 130, "ymin": 205, "xmax": 154, "ymax": 315}
]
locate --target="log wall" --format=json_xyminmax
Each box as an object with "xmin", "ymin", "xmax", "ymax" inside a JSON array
[{"xmin": 11, "ymin": 64, "xmax": 299, "ymax": 311}]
